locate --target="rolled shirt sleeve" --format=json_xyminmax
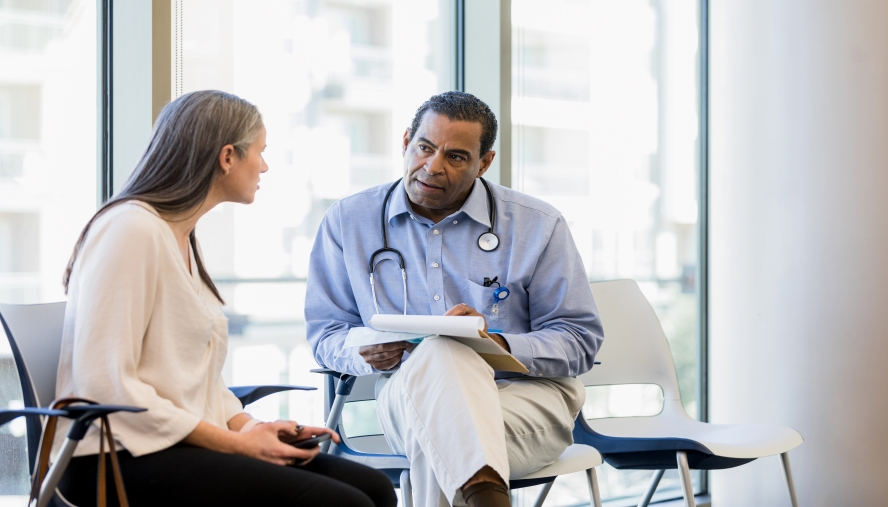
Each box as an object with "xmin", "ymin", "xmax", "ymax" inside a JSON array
[{"xmin": 220, "ymin": 382, "xmax": 248, "ymax": 425}]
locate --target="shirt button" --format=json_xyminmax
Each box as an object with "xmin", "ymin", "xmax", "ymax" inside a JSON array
[
  {"xmin": 452, "ymin": 220, "xmax": 458, "ymax": 225},
  {"xmin": 434, "ymin": 295, "xmax": 440, "ymax": 301},
  {"xmin": 432, "ymin": 262, "xmax": 439, "ymax": 268},
  {"xmin": 433, "ymin": 229, "xmax": 440, "ymax": 235}
]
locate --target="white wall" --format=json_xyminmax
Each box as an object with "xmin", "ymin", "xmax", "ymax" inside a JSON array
[{"xmin": 709, "ymin": 1, "xmax": 888, "ymax": 505}]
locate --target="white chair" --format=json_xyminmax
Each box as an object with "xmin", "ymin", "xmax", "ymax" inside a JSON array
[
  {"xmin": 316, "ymin": 370, "xmax": 605, "ymax": 507},
  {"xmin": 573, "ymin": 280, "xmax": 803, "ymax": 507}
]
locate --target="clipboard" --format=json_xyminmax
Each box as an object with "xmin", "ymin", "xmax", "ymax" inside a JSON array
[{"xmin": 344, "ymin": 315, "xmax": 529, "ymax": 374}]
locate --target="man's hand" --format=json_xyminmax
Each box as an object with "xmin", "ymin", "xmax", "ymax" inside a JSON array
[
  {"xmin": 444, "ymin": 303, "xmax": 510, "ymax": 352},
  {"xmin": 359, "ymin": 341, "xmax": 409, "ymax": 370}
]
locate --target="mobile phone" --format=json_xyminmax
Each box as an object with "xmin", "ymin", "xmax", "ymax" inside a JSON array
[{"xmin": 291, "ymin": 432, "xmax": 332, "ymax": 449}]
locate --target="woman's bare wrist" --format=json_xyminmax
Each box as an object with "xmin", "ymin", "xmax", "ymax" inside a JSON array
[{"xmin": 238, "ymin": 418, "xmax": 263, "ymax": 433}]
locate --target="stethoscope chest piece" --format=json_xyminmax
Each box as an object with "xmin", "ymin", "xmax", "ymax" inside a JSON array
[{"xmin": 478, "ymin": 232, "xmax": 499, "ymax": 252}]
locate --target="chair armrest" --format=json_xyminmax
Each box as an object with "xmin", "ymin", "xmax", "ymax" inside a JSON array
[
  {"xmin": 310, "ymin": 369, "xmax": 358, "ymax": 396},
  {"xmin": 310, "ymin": 368, "xmax": 350, "ymax": 380},
  {"xmin": 0, "ymin": 405, "xmax": 145, "ymax": 438},
  {"xmin": 60, "ymin": 405, "xmax": 146, "ymax": 439},
  {"xmin": 0, "ymin": 408, "xmax": 67, "ymax": 426},
  {"xmin": 229, "ymin": 384, "xmax": 317, "ymax": 408}
]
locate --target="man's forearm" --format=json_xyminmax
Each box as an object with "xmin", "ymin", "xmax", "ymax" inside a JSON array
[{"xmin": 499, "ymin": 325, "xmax": 601, "ymax": 377}]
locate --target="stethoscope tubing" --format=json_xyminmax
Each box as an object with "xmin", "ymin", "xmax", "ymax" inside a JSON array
[{"xmin": 369, "ymin": 177, "xmax": 499, "ymax": 315}]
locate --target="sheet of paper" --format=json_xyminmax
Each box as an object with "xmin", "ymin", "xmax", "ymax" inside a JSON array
[
  {"xmin": 346, "ymin": 315, "xmax": 529, "ymax": 373},
  {"xmin": 370, "ymin": 315, "xmax": 485, "ymax": 339},
  {"xmin": 370, "ymin": 314, "xmax": 528, "ymax": 372},
  {"xmin": 343, "ymin": 327, "xmax": 430, "ymax": 348}
]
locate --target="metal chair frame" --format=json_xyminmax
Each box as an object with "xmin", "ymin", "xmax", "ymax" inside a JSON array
[{"xmin": 314, "ymin": 369, "xmax": 604, "ymax": 507}]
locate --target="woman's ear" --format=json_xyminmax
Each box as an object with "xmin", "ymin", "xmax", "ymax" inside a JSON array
[{"xmin": 218, "ymin": 144, "xmax": 236, "ymax": 175}]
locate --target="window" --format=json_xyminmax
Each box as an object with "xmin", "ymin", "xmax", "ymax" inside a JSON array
[
  {"xmin": 178, "ymin": 0, "xmax": 455, "ymax": 431},
  {"xmin": 0, "ymin": 0, "xmax": 98, "ymax": 502},
  {"xmin": 511, "ymin": 0, "xmax": 703, "ymax": 504},
  {"xmin": 0, "ymin": 1, "xmax": 708, "ymax": 504}
]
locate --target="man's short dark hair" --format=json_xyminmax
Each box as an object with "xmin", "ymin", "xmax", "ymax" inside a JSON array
[{"xmin": 407, "ymin": 91, "xmax": 498, "ymax": 155}]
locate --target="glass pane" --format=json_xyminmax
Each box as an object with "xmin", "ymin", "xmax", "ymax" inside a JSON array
[
  {"xmin": 512, "ymin": 0, "xmax": 702, "ymax": 503},
  {"xmin": 179, "ymin": 0, "xmax": 454, "ymax": 428},
  {"xmin": 0, "ymin": 0, "xmax": 98, "ymax": 503}
]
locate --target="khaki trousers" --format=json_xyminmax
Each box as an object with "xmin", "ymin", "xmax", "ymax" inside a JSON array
[{"xmin": 376, "ymin": 336, "xmax": 585, "ymax": 507}]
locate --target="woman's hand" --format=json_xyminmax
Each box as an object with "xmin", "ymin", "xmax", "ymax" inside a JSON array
[
  {"xmin": 234, "ymin": 420, "xmax": 322, "ymax": 466},
  {"xmin": 275, "ymin": 422, "xmax": 341, "ymax": 447},
  {"xmin": 185, "ymin": 419, "xmax": 341, "ymax": 466}
]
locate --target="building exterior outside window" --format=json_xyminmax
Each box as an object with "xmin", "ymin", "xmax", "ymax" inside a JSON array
[
  {"xmin": 511, "ymin": 0, "xmax": 702, "ymax": 504},
  {"xmin": 0, "ymin": 0, "xmax": 97, "ymax": 502},
  {"xmin": 178, "ymin": 0, "xmax": 455, "ymax": 437}
]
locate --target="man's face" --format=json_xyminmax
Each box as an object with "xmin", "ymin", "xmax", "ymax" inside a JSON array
[{"xmin": 402, "ymin": 112, "xmax": 496, "ymax": 221}]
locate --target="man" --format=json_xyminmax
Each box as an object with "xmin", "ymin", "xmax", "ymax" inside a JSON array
[{"xmin": 306, "ymin": 91, "xmax": 603, "ymax": 507}]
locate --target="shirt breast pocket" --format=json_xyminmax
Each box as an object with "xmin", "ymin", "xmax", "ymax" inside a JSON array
[{"xmin": 462, "ymin": 280, "xmax": 511, "ymax": 333}]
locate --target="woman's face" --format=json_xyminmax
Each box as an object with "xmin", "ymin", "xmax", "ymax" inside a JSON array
[{"xmin": 220, "ymin": 126, "xmax": 268, "ymax": 204}]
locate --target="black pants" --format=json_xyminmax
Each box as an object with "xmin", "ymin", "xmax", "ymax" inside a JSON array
[{"xmin": 59, "ymin": 444, "xmax": 397, "ymax": 507}]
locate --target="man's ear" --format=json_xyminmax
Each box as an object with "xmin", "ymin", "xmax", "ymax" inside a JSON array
[
  {"xmin": 477, "ymin": 150, "xmax": 496, "ymax": 178},
  {"xmin": 402, "ymin": 129, "xmax": 411, "ymax": 156},
  {"xmin": 218, "ymin": 144, "xmax": 236, "ymax": 175}
]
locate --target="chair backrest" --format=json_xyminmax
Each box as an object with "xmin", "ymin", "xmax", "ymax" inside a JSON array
[
  {"xmin": 0, "ymin": 302, "xmax": 66, "ymax": 409},
  {"xmin": 579, "ymin": 280, "xmax": 682, "ymax": 403},
  {"xmin": 0, "ymin": 301, "xmax": 67, "ymax": 472}
]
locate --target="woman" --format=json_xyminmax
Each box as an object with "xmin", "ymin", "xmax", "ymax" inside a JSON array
[{"xmin": 55, "ymin": 90, "xmax": 396, "ymax": 507}]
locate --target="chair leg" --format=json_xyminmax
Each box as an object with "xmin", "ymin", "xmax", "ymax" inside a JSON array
[
  {"xmin": 530, "ymin": 481, "xmax": 555, "ymax": 507},
  {"xmin": 400, "ymin": 469, "xmax": 413, "ymax": 507},
  {"xmin": 37, "ymin": 437, "xmax": 79, "ymax": 507},
  {"xmin": 321, "ymin": 393, "xmax": 346, "ymax": 453},
  {"xmin": 585, "ymin": 468, "xmax": 602, "ymax": 507},
  {"xmin": 636, "ymin": 469, "xmax": 665, "ymax": 507},
  {"xmin": 780, "ymin": 452, "xmax": 800, "ymax": 507},
  {"xmin": 676, "ymin": 451, "xmax": 696, "ymax": 507}
]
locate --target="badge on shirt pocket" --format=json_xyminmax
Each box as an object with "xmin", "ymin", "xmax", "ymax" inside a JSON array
[{"xmin": 462, "ymin": 279, "xmax": 511, "ymax": 333}]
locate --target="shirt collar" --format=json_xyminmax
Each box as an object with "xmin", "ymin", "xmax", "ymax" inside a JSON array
[{"xmin": 387, "ymin": 178, "xmax": 491, "ymax": 228}]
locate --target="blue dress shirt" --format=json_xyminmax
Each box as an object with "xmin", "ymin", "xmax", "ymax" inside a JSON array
[{"xmin": 305, "ymin": 179, "xmax": 604, "ymax": 378}]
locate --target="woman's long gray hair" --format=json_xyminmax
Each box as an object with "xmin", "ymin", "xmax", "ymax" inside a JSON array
[{"xmin": 64, "ymin": 90, "xmax": 264, "ymax": 303}]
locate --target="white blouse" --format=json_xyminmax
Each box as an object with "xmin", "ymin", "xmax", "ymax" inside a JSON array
[{"xmin": 53, "ymin": 201, "xmax": 244, "ymax": 457}]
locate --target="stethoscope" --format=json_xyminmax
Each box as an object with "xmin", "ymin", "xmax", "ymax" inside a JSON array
[{"xmin": 368, "ymin": 177, "xmax": 507, "ymax": 314}]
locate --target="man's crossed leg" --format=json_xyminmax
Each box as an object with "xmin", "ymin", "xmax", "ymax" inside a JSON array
[{"xmin": 377, "ymin": 337, "xmax": 586, "ymax": 507}]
